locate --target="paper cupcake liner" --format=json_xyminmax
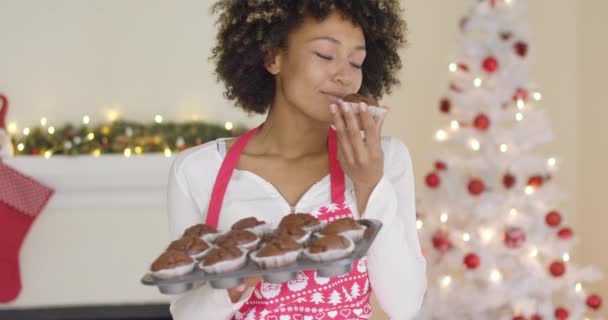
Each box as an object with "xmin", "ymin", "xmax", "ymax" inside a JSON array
[
  {"xmin": 250, "ymin": 249, "xmax": 301, "ymax": 269},
  {"xmin": 301, "ymin": 224, "xmax": 322, "ymax": 234},
  {"xmin": 303, "ymin": 236, "xmax": 355, "ymax": 262},
  {"xmin": 190, "ymin": 245, "xmax": 213, "ymax": 260},
  {"xmin": 239, "ymin": 238, "xmax": 260, "ymax": 251},
  {"xmin": 349, "ymin": 104, "xmax": 386, "ymax": 119},
  {"xmin": 150, "ymin": 262, "xmax": 196, "ymax": 280},
  {"xmin": 243, "ymin": 224, "xmax": 273, "ymax": 237},
  {"xmin": 199, "ymin": 248, "xmax": 248, "ymax": 274},
  {"xmin": 201, "ymin": 232, "xmax": 221, "ymax": 243},
  {"xmin": 294, "ymin": 230, "xmax": 312, "ymax": 244}
]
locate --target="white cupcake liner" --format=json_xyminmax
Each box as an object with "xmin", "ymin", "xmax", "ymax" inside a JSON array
[
  {"xmin": 150, "ymin": 262, "xmax": 196, "ymax": 280},
  {"xmin": 201, "ymin": 232, "xmax": 220, "ymax": 243},
  {"xmin": 242, "ymin": 224, "xmax": 273, "ymax": 237},
  {"xmin": 348, "ymin": 104, "xmax": 386, "ymax": 120},
  {"xmin": 239, "ymin": 238, "xmax": 260, "ymax": 251},
  {"xmin": 301, "ymin": 223, "xmax": 322, "ymax": 233},
  {"xmin": 190, "ymin": 245, "xmax": 213, "ymax": 260},
  {"xmin": 321, "ymin": 225, "xmax": 366, "ymax": 243},
  {"xmin": 199, "ymin": 248, "xmax": 248, "ymax": 274},
  {"xmin": 303, "ymin": 236, "xmax": 355, "ymax": 262},
  {"xmin": 250, "ymin": 249, "xmax": 301, "ymax": 269}
]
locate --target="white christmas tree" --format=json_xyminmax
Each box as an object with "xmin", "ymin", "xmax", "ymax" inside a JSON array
[
  {"xmin": 342, "ymin": 286, "xmax": 354, "ymax": 302},
  {"xmin": 311, "ymin": 292, "xmax": 325, "ymax": 304},
  {"xmin": 244, "ymin": 308, "xmax": 256, "ymax": 320},
  {"xmin": 328, "ymin": 290, "xmax": 342, "ymax": 306},
  {"xmin": 351, "ymin": 282, "xmax": 361, "ymax": 299},
  {"xmin": 414, "ymin": 1, "xmax": 603, "ymax": 319}
]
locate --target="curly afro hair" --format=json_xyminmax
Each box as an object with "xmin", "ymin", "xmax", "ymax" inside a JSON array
[{"xmin": 210, "ymin": 0, "xmax": 407, "ymax": 115}]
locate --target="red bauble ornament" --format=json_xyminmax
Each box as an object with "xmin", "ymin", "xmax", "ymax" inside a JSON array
[
  {"xmin": 527, "ymin": 175, "xmax": 544, "ymax": 187},
  {"xmin": 586, "ymin": 294, "xmax": 602, "ymax": 310},
  {"xmin": 512, "ymin": 316, "xmax": 526, "ymax": 320},
  {"xmin": 435, "ymin": 161, "xmax": 447, "ymax": 171},
  {"xmin": 468, "ymin": 179, "xmax": 485, "ymax": 196},
  {"xmin": 503, "ymin": 172, "xmax": 516, "ymax": 189},
  {"xmin": 554, "ymin": 306, "xmax": 569, "ymax": 319},
  {"xmin": 426, "ymin": 173, "xmax": 441, "ymax": 188},
  {"xmin": 515, "ymin": 41, "xmax": 529, "ymax": 58},
  {"xmin": 439, "ymin": 99, "xmax": 451, "ymax": 113},
  {"xmin": 31, "ymin": 148, "xmax": 40, "ymax": 155},
  {"xmin": 178, "ymin": 145, "xmax": 188, "ymax": 152},
  {"xmin": 482, "ymin": 56, "xmax": 499, "ymax": 73},
  {"xmin": 504, "ymin": 226, "xmax": 526, "ymax": 249},
  {"xmin": 549, "ymin": 261, "xmax": 566, "ymax": 277},
  {"xmin": 545, "ymin": 210, "xmax": 562, "ymax": 227},
  {"xmin": 463, "ymin": 253, "xmax": 480, "ymax": 269},
  {"xmin": 195, "ymin": 138, "xmax": 203, "ymax": 145},
  {"xmin": 432, "ymin": 230, "xmax": 453, "ymax": 253},
  {"xmin": 513, "ymin": 88, "xmax": 529, "ymax": 102},
  {"xmin": 530, "ymin": 314, "xmax": 542, "ymax": 320},
  {"xmin": 473, "ymin": 114, "xmax": 491, "ymax": 131},
  {"xmin": 557, "ymin": 227, "xmax": 573, "ymax": 239}
]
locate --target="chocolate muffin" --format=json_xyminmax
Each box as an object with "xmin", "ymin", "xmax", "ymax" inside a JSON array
[
  {"xmin": 319, "ymin": 217, "xmax": 367, "ymax": 242},
  {"xmin": 231, "ymin": 217, "xmax": 271, "ymax": 236},
  {"xmin": 278, "ymin": 213, "xmax": 321, "ymax": 232},
  {"xmin": 262, "ymin": 225, "xmax": 310, "ymax": 244},
  {"xmin": 342, "ymin": 93, "xmax": 379, "ymax": 107},
  {"xmin": 182, "ymin": 223, "xmax": 219, "ymax": 242},
  {"xmin": 250, "ymin": 236, "xmax": 303, "ymax": 269},
  {"xmin": 215, "ymin": 229, "xmax": 260, "ymax": 250},
  {"xmin": 304, "ymin": 234, "xmax": 355, "ymax": 262},
  {"xmin": 199, "ymin": 246, "xmax": 247, "ymax": 274},
  {"xmin": 167, "ymin": 236, "xmax": 211, "ymax": 259},
  {"xmin": 150, "ymin": 250, "xmax": 195, "ymax": 279}
]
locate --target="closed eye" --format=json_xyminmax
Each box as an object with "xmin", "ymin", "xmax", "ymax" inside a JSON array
[{"xmin": 315, "ymin": 52, "xmax": 362, "ymax": 69}]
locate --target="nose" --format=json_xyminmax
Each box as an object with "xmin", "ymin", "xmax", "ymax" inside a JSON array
[{"xmin": 332, "ymin": 60, "xmax": 354, "ymax": 87}]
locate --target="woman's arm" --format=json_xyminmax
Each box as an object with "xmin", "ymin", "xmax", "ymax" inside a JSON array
[
  {"xmin": 166, "ymin": 154, "xmax": 254, "ymax": 320},
  {"xmin": 361, "ymin": 138, "xmax": 427, "ymax": 319}
]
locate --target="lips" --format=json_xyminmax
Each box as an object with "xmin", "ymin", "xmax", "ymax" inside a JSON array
[{"xmin": 321, "ymin": 91, "xmax": 348, "ymax": 103}]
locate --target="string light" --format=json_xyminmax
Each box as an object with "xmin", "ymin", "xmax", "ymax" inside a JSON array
[
  {"xmin": 451, "ymin": 120, "xmax": 460, "ymax": 130},
  {"xmin": 510, "ymin": 208, "xmax": 518, "ymax": 217},
  {"xmin": 134, "ymin": 146, "xmax": 143, "ymax": 155},
  {"xmin": 517, "ymin": 99, "xmax": 525, "ymax": 110},
  {"xmin": 500, "ymin": 144, "xmax": 508, "ymax": 153},
  {"xmin": 463, "ymin": 233, "xmax": 471, "ymax": 242},
  {"xmin": 563, "ymin": 253, "xmax": 570, "ymax": 262},
  {"xmin": 533, "ymin": 92, "xmax": 542, "ymax": 101},
  {"xmin": 23, "ymin": 128, "xmax": 30, "ymax": 136},
  {"xmin": 40, "ymin": 117, "xmax": 48, "ymax": 126},
  {"xmin": 490, "ymin": 269, "xmax": 502, "ymax": 282},
  {"xmin": 575, "ymin": 282, "xmax": 583, "ymax": 293},
  {"xmin": 480, "ymin": 228, "xmax": 494, "ymax": 242},
  {"xmin": 154, "ymin": 115, "xmax": 163, "ymax": 124},
  {"xmin": 83, "ymin": 115, "xmax": 90, "ymax": 125},
  {"xmin": 164, "ymin": 148, "xmax": 172, "ymax": 157},
  {"xmin": 87, "ymin": 133, "xmax": 95, "ymax": 141},
  {"xmin": 440, "ymin": 212, "xmax": 449, "ymax": 223},
  {"xmin": 48, "ymin": 127, "xmax": 55, "ymax": 135},
  {"xmin": 515, "ymin": 112, "xmax": 524, "ymax": 121},
  {"xmin": 548, "ymin": 157, "xmax": 557, "ymax": 168},
  {"xmin": 449, "ymin": 63, "xmax": 458, "ymax": 72},
  {"xmin": 8, "ymin": 122, "xmax": 18, "ymax": 134},
  {"xmin": 17, "ymin": 143, "xmax": 25, "ymax": 151},
  {"xmin": 440, "ymin": 275, "xmax": 452, "ymax": 287},
  {"xmin": 469, "ymin": 138, "xmax": 481, "ymax": 151},
  {"xmin": 92, "ymin": 149, "xmax": 101, "ymax": 157},
  {"xmin": 225, "ymin": 121, "xmax": 234, "ymax": 131},
  {"xmin": 473, "ymin": 78, "xmax": 483, "ymax": 87},
  {"xmin": 525, "ymin": 186, "xmax": 535, "ymax": 195},
  {"xmin": 124, "ymin": 148, "xmax": 132, "ymax": 158},
  {"xmin": 106, "ymin": 110, "xmax": 120, "ymax": 122},
  {"xmin": 416, "ymin": 220, "xmax": 423, "ymax": 230},
  {"xmin": 44, "ymin": 150, "xmax": 53, "ymax": 159},
  {"xmin": 530, "ymin": 247, "xmax": 538, "ymax": 257},
  {"xmin": 435, "ymin": 130, "xmax": 448, "ymax": 141}
]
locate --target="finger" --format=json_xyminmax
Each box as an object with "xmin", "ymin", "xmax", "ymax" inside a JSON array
[
  {"xmin": 339, "ymin": 100, "xmax": 368, "ymax": 164},
  {"xmin": 359, "ymin": 102, "xmax": 378, "ymax": 143},
  {"xmin": 331, "ymin": 103, "xmax": 356, "ymax": 164}
]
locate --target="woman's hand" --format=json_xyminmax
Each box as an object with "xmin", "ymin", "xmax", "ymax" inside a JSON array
[
  {"xmin": 227, "ymin": 275, "xmax": 263, "ymax": 303},
  {"xmin": 330, "ymin": 100, "xmax": 388, "ymax": 216}
]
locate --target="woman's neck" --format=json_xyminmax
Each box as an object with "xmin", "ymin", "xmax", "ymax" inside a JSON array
[{"xmin": 250, "ymin": 97, "xmax": 330, "ymax": 160}]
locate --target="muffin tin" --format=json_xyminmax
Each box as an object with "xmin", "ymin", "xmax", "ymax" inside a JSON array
[{"xmin": 141, "ymin": 219, "xmax": 382, "ymax": 295}]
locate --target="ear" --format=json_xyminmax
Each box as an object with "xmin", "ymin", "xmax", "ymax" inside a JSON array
[{"xmin": 264, "ymin": 49, "xmax": 282, "ymax": 75}]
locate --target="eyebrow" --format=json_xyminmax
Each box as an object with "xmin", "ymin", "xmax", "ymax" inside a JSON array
[{"xmin": 308, "ymin": 36, "xmax": 366, "ymax": 51}]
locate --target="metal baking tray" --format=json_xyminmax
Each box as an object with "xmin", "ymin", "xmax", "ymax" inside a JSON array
[{"xmin": 141, "ymin": 219, "xmax": 382, "ymax": 295}]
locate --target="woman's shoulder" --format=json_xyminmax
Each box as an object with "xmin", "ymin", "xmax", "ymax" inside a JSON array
[
  {"xmin": 170, "ymin": 138, "xmax": 227, "ymax": 177},
  {"xmin": 380, "ymin": 136, "xmax": 413, "ymax": 175}
]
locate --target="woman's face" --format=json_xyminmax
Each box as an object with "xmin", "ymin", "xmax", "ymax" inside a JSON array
[{"xmin": 268, "ymin": 11, "xmax": 366, "ymax": 123}]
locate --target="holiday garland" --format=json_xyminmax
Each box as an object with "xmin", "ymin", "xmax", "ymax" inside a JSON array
[{"xmin": 11, "ymin": 120, "xmax": 248, "ymax": 157}]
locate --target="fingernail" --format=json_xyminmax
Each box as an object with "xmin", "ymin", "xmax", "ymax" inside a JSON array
[
  {"xmin": 342, "ymin": 103, "xmax": 351, "ymax": 112},
  {"xmin": 330, "ymin": 104, "xmax": 337, "ymax": 113},
  {"xmin": 360, "ymin": 103, "xmax": 368, "ymax": 112}
]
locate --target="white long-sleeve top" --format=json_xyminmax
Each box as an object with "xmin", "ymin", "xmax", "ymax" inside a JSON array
[{"xmin": 166, "ymin": 136, "xmax": 427, "ymax": 320}]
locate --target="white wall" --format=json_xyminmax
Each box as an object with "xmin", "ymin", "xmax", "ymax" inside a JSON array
[{"xmin": 0, "ymin": 0, "xmax": 604, "ymax": 318}]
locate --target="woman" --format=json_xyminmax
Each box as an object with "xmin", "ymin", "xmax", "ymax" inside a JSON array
[{"xmin": 167, "ymin": 1, "xmax": 426, "ymax": 319}]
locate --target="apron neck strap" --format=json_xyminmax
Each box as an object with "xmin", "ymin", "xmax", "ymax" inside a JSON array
[{"xmin": 205, "ymin": 124, "xmax": 345, "ymax": 228}]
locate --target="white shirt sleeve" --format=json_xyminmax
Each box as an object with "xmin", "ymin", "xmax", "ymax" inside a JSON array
[
  {"xmin": 166, "ymin": 150, "xmax": 253, "ymax": 320},
  {"xmin": 362, "ymin": 137, "xmax": 427, "ymax": 319}
]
